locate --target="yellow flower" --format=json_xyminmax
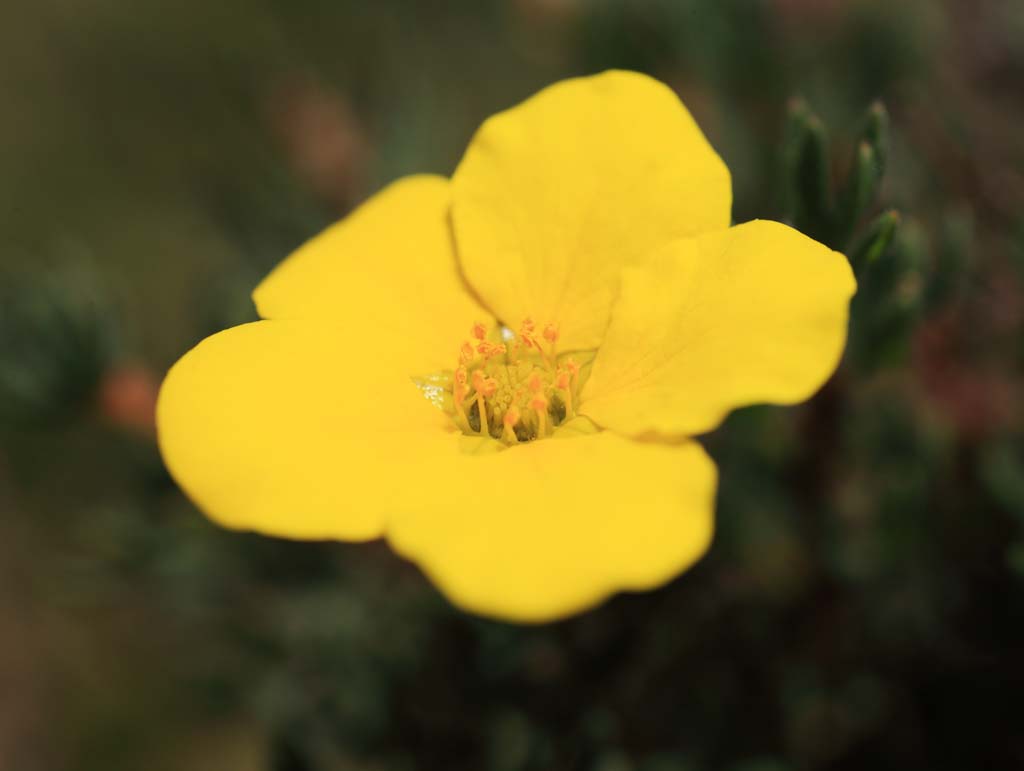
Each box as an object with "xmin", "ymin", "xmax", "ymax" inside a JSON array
[{"xmin": 157, "ymin": 71, "xmax": 855, "ymax": 623}]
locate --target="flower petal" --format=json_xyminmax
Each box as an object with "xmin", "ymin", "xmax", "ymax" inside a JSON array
[
  {"xmin": 451, "ymin": 70, "xmax": 731, "ymax": 352},
  {"xmin": 386, "ymin": 432, "xmax": 717, "ymax": 623},
  {"xmin": 157, "ymin": 320, "xmax": 457, "ymax": 541},
  {"xmin": 253, "ymin": 175, "xmax": 488, "ymax": 374},
  {"xmin": 580, "ymin": 220, "xmax": 856, "ymax": 437}
]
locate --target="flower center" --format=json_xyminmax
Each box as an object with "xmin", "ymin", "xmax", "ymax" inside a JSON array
[{"xmin": 441, "ymin": 319, "xmax": 581, "ymax": 444}]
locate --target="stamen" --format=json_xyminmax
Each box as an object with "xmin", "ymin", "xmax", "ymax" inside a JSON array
[
  {"xmin": 441, "ymin": 321, "xmax": 586, "ymax": 445},
  {"xmin": 452, "ymin": 365, "xmax": 470, "ymax": 431},
  {"xmin": 526, "ymin": 371, "xmax": 548, "ymax": 436},
  {"xmin": 566, "ymin": 357, "xmax": 580, "ymax": 391},
  {"xmin": 555, "ymin": 368, "xmax": 573, "ymax": 417},
  {"xmin": 502, "ymin": 404, "xmax": 521, "ymax": 444},
  {"xmin": 477, "ymin": 341, "xmax": 507, "ymax": 360},
  {"xmin": 530, "ymin": 392, "xmax": 549, "ymax": 438},
  {"xmin": 521, "ymin": 319, "xmax": 554, "ymax": 370},
  {"xmin": 508, "ymin": 339, "xmax": 523, "ymax": 363},
  {"xmin": 518, "ymin": 317, "xmax": 540, "ymax": 356},
  {"xmin": 471, "ymin": 369, "xmax": 497, "ymax": 436}
]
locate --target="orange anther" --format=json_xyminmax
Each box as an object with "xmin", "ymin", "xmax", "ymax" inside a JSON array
[
  {"xmin": 476, "ymin": 341, "xmax": 508, "ymax": 359},
  {"xmin": 503, "ymin": 405, "xmax": 521, "ymax": 427},
  {"xmin": 566, "ymin": 358, "xmax": 580, "ymax": 376},
  {"xmin": 543, "ymin": 323, "xmax": 559, "ymax": 343},
  {"xmin": 527, "ymin": 371, "xmax": 544, "ymax": 393},
  {"xmin": 502, "ymin": 404, "xmax": 521, "ymax": 443},
  {"xmin": 471, "ymin": 370, "xmax": 496, "ymax": 436},
  {"xmin": 530, "ymin": 392, "xmax": 549, "ymax": 437},
  {"xmin": 555, "ymin": 367, "xmax": 573, "ymax": 417},
  {"xmin": 452, "ymin": 371, "xmax": 471, "ymax": 433},
  {"xmin": 518, "ymin": 318, "xmax": 540, "ymax": 350},
  {"xmin": 472, "ymin": 369, "xmax": 497, "ymax": 397},
  {"xmin": 472, "ymin": 322, "xmax": 487, "ymax": 341},
  {"xmin": 459, "ymin": 341, "xmax": 475, "ymax": 364}
]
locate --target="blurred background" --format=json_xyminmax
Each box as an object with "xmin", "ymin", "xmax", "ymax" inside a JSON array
[{"xmin": 2, "ymin": 0, "xmax": 1023, "ymax": 769}]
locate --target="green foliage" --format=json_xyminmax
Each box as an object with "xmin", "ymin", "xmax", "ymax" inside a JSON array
[
  {"xmin": 782, "ymin": 99, "xmax": 891, "ymax": 250},
  {"xmin": 0, "ymin": 264, "xmax": 118, "ymax": 427}
]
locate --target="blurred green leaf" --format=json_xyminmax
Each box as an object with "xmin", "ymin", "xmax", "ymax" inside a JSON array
[
  {"xmin": 924, "ymin": 208, "xmax": 974, "ymax": 312},
  {"xmin": 0, "ymin": 264, "xmax": 118, "ymax": 427},
  {"xmin": 978, "ymin": 441, "xmax": 1024, "ymax": 521},
  {"xmin": 861, "ymin": 101, "xmax": 890, "ymax": 174},
  {"xmin": 847, "ymin": 209, "xmax": 901, "ymax": 276},
  {"xmin": 847, "ymin": 217, "xmax": 930, "ymax": 371},
  {"xmin": 782, "ymin": 99, "xmax": 833, "ymax": 242},
  {"xmin": 836, "ymin": 141, "xmax": 883, "ymax": 245}
]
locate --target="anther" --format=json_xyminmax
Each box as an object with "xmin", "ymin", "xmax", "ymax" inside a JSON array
[
  {"xmin": 477, "ymin": 341, "xmax": 507, "ymax": 360},
  {"xmin": 502, "ymin": 404, "xmax": 521, "ymax": 444},
  {"xmin": 518, "ymin": 318, "xmax": 538, "ymax": 350},
  {"xmin": 472, "ymin": 369, "xmax": 498, "ymax": 436},
  {"xmin": 566, "ymin": 357, "xmax": 580, "ymax": 388},
  {"xmin": 508, "ymin": 338, "xmax": 523, "ymax": 363},
  {"xmin": 452, "ymin": 366, "xmax": 470, "ymax": 431},
  {"xmin": 530, "ymin": 392, "xmax": 549, "ymax": 438},
  {"xmin": 444, "ymin": 316, "xmax": 575, "ymax": 443},
  {"xmin": 555, "ymin": 368, "xmax": 573, "ymax": 417}
]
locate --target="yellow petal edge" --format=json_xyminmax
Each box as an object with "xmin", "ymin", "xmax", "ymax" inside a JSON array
[
  {"xmin": 452, "ymin": 70, "xmax": 732, "ymax": 352},
  {"xmin": 581, "ymin": 220, "xmax": 857, "ymax": 437},
  {"xmin": 253, "ymin": 174, "xmax": 488, "ymax": 375},
  {"xmin": 387, "ymin": 431, "xmax": 718, "ymax": 623},
  {"xmin": 157, "ymin": 320, "xmax": 457, "ymax": 542}
]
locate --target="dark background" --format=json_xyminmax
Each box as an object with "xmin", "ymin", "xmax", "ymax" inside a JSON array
[{"xmin": 2, "ymin": 1, "xmax": 1023, "ymax": 769}]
